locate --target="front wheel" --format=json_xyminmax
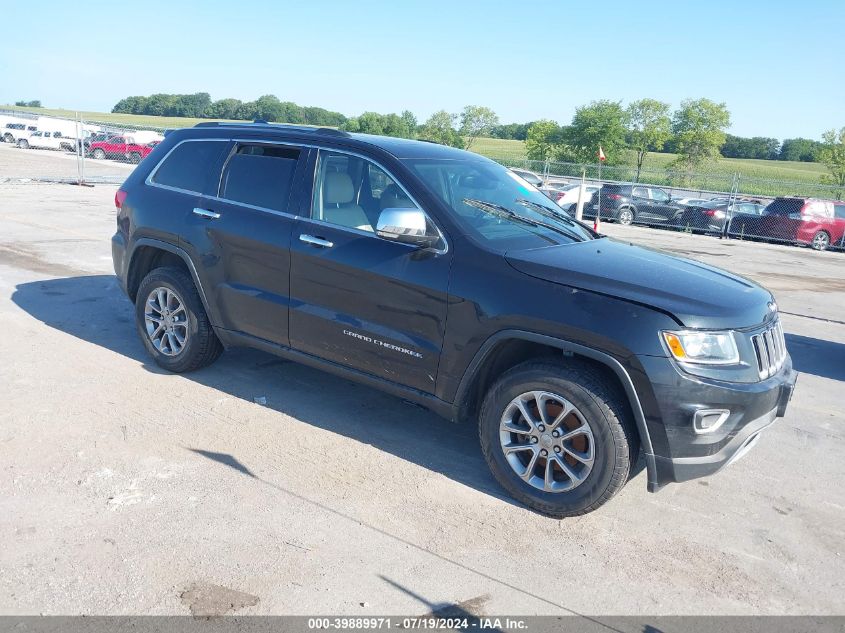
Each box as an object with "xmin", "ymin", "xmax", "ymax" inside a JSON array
[
  {"xmin": 479, "ymin": 360, "xmax": 637, "ymax": 518},
  {"xmin": 92, "ymin": 148, "xmax": 105, "ymax": 159},
  {"xmin": 617, "ymin": 208, "xmax": 635, "ymax": 225},
  {"xmin": 811, "ymin": 231, "xmax": 830, "ymax": 251},
  {"xmin": 135, "ymin": 267, "xmax": 223, "ymax": 373},
  {"xmin": 17, "ymin": 139, "xmax": 29, "ymax": 149},
  {"xmin": 128, "ymin": 151, "xmax": 141, "ymax": 164}
]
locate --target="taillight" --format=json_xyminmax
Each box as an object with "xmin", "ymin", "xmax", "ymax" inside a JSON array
[
  {"xmin": 703, "ymin": 209, "xmax": 717, "ymax": 216},
  {"xmin": 115, "ymin": 189, "xmax": 127, "ymax": 209},
  {"xmin": 606, "ymin": 193, "xmax": 622, "ymax": 200}
]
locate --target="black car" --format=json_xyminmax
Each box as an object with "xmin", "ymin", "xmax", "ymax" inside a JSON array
[
  {"xmin": 583, "ymin": 183, "xmax": 682, "ymax": 226},
  {"xmin": 111, "ymin": 122, "xmax": 797, "ymax": 517},
  {"xmin": 676, "ymin": 200, "xmax": 767, "ymax": 234}
]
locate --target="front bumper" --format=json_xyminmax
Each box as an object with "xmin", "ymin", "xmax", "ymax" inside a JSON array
[{"xmin": 637, "ymin": 354, "xmax": 798, "ymax": 491}]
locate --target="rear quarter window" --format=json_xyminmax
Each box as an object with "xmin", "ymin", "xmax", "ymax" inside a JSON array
[{"xmin": 150, "ymin": 140, "xmax": 228, "ymax": 194}]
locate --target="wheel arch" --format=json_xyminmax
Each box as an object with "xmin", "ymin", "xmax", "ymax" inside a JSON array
[
  {"xmin": 453, "ymin": 330, "xmax": 657, "ymax": 489},
  {"xmin": 127, "ymin": 239, "xmax": 213, "ymax": 320}
]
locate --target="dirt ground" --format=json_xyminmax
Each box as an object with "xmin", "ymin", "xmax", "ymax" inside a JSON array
[{"xmin": 0, "ymin": 158, "xmax": 843, "ymax": 616}]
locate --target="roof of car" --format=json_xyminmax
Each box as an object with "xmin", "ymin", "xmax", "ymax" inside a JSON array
[{"xmin": 187, "ymin": 121, "xmax": 481, "ymax": 161}]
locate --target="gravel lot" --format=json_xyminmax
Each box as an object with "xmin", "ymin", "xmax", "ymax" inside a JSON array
[{"xmin": 0, "ymin": 152, "xmax": 843, "ymax": 616}]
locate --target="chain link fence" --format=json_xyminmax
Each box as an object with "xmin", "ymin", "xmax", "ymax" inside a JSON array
[
  {"xmin": 499, "ymin": 156, "xmax": 845, "ymax": 252},
  {"xmin": 2, "ymin": 108, "xmax": 843, "ymax": 252},
  {"xmin": 0, "ymin": 108, "xmax": 165, "ymax": 185}
]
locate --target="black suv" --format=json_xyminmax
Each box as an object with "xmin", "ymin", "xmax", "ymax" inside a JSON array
[
  {"xmin": 112, "ymin": 122, "xmax": 797, "ymax": 517},
  {"xmin": 583, "ymin": 184, "xmax": 682, "ymax": 226}
]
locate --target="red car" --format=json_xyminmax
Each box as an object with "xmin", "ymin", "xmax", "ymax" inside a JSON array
[
  {"xmin": 89, "ymin": 136, "xmax": 158, "ymax": 164},
  {"xmin": 765, "ymin": 198, "xmax": 845, "ymax": 251}
]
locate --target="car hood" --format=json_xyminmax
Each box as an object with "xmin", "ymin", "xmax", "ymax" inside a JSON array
[{"xmin": 505, "ymin": 238, "xmax": 774, "ymax": 329}]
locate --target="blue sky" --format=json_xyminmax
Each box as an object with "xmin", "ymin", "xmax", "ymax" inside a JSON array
[{"xmin": 2, "ymin": 0, "xmax": 842, "ymax": 140}]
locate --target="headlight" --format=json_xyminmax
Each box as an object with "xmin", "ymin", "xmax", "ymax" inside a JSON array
[{"xmin": 661, "ymin": 330, "xmax": 740, "ymax": 365}]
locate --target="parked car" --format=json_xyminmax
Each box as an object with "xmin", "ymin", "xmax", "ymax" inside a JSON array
[
  {"xmin": 509, "ymin": 168, "xmax": 543, "ymax": 187},
  {"xmin": 111, "ymin": 122, "xmax": 796, "ymax": 517},
  {"xmin": 582, "ymin": 184, "xmax": 682, "ymax": 226},
  {"xmin": 17, "ymin": 130, "xmax": 67, "ymax": 150},
  {"xmin": 675, "ymin": 200, "xmax": 767, "ymax": 234},
  {"xmin": 3, "ymin": 122, "xmax": 37, "ymax": 144},
  {"xmin": 539, "ymin": 183, "xmax": 602, "ymax": 209},
  {"xmin": 728, "ymin": 197, "xmax": 845, "ymax": 251},
  {"xmin": 78, "ymin": 131, "xmax": 120, "ymax": 153},
  {"xmin": 89, "ymin": 136, "xmax": 157, "ymax": 163}
]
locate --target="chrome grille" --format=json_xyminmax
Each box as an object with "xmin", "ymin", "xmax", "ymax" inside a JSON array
[{"xmin": 751, "ymin": 320, "xmax": 786, "ymax": 379}]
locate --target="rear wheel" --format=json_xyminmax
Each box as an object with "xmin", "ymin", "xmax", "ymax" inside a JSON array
[
  {"xmin": 17, "ymin": 139, "xmax": 29, "ymax": 149},
  {"xmin": 3, "ymin": 133, "xmax": 13, "ymax": 143},
  {"xmin": 618, "ymin": 208, "xmax": 635, "ymax": 225},
  {"xmin": 479, "ymin": 360, "xmax": 637, "ymax": 518},
  {"xmin": 811, "ymin": 230, "xmax": 830, "ymax": 251},
  {"xmin": 128, "ymin": 151, "xmax": 142, "ymax": 164},
  {"xmin": 135, "ymin": 267, "xmax": 223, "ymax": 373},
  {"xmin": 92, "ymin": 148, "xmax": 105, "ymax": 159}
]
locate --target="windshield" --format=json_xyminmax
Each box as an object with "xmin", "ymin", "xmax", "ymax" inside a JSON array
[{"xmin": 405, "ymin": 158, "xmax": 596, "ymax": 251}]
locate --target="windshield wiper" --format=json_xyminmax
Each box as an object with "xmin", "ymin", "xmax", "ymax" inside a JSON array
[
  {"xmin": 462, "ymin": 198, "xmax": 561, "ymax": 244},
  {"xmin": 515, "ymin": 198, "xmax": 605, "ymax": 240},
  {"xmin": 512, "ymin": 198, "xmax": 592, "ymax": 241}
]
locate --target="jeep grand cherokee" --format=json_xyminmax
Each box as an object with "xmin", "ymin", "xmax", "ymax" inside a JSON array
[{"xmin": 111, "ymin": 122, "xmax": 797, "ymax": 517}]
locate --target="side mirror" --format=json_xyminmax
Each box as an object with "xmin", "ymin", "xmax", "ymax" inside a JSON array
[{"xmin": 376, "ymin": 208, "xmax": 439, "ymax": 249}]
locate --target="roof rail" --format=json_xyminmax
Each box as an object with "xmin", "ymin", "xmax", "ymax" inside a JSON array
[
  {"xmin": 192, "ymin": 121, "xmax": 351, "ymax": 137},
  {"xmin": 314, "ymin": 127, "xmax": 350, "ymax": 137}
]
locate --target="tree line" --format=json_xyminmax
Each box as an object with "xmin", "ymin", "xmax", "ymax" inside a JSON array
[
  {"xmin": 110, "ymin": 93, "xmax": 496, "ymax": 150},
  {"xmin": 112, "ymin": 93, "xmax": 347, "ymax": 127},
  {"xmin": 108, "ymin": 93, "xmax": 841, "ymax": 182}
]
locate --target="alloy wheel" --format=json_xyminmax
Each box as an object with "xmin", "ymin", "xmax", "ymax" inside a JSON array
[
  {"xmin": 144, "ymin": 287, "xmax": 189, "ymax": 356},
  {"xmin": 499, "ymin": 390, "xmax": 595, "ymax": 493},
  {"xmin": 812, "ymin": 232, "xmax": 829, "ymax": 251},
  {"xmin": 619, "ymin": 209, "xmax": 634, "ymax": 225}
]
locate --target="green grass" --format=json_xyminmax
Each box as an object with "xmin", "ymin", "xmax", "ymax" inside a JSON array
[
  {"xmin": 467, "ymin": 137, "xmax": 527, "ymax": 160},
  {"xmin": 469, "ymin": 135, "xmax": 838, "ymax": 197},
  {"xmin": 0, "ymin": 105, "xmax": 233, "ymax": 130}
]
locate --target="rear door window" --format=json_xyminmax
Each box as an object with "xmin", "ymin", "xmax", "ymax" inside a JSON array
[
  {"xmin": 151, "ymin": 140, "xmax": 228, "ymax": 194},
  {"xmin": 218, "ymin": 144, "xmax": 301, "ymax": 212},
  {"xmin": 650, "ymin": 188, "xmax": 670, "ymax": 202},
  {"xmin": 834, "ymin": 204, "xmax": 845, "ymax": 219},
  {"xmin": 632, "ymin": 186, "xmax": 648, "ymax": 198}
]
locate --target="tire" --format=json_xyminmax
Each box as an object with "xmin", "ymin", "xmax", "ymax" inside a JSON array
[
  {"xmin": 3, "ymin": 133, "xmax": 13, "ymax": 143},
  {"xmin": 811, "ymin": 230, "xmax": 830, "ymax": 251},
  {"xmin": 479, "ymin": 360, "xmax": 637, "ymax": 518},
  {"xmin": 135, "ymin": 266, "xmax": 223, "ymax": 373},
  {"xmin": 92, "ymin": 148, "xmax": 105, "ymax": 159},
  {"xmin": 617, "ymin": 208, "xmax": 635, "ymax": 225},
  {"xmin": 128, "ymin": 151, "xmax": 141, "ymax": 164},
  {"xmin": 17, "ymin": 139, "xmax": 29, "ymax": 149}
]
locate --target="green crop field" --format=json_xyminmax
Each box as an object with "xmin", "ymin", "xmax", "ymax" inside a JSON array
[
  {"xmin": 470, "ymin": 136, "xmax": 828, "ymax": 184},
  {"xmin": 4, "ymin": 105, "xmax": 837, "ymax": 197},
  {"xmin": 0, "ymin": 105, "xmax": 238, "ymax": 129}
]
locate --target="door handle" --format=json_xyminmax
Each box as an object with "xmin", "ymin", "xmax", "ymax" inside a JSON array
[
  {"xmin": 192, "ymin": 207, "xmax": 221, "ymax": 220},
  {"xmin": 299, "ymin": 234, "xmax": 334, "ymax": 248}
]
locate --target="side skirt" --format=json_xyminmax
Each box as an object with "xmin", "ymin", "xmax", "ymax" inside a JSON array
[{"xmin": 215, "ymin": 328, "xmax": 458, "ymax": 422}]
